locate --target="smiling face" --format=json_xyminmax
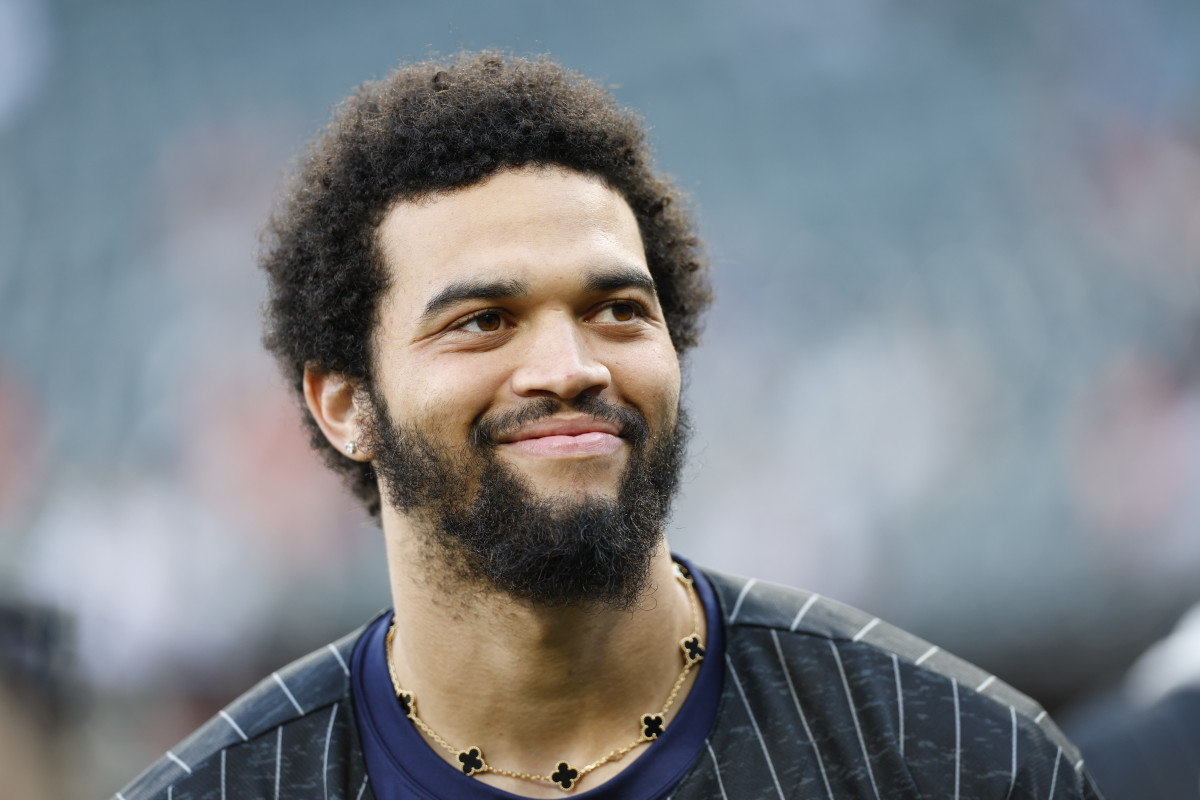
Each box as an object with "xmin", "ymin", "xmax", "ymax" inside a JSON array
[
  {"xmin": 371, "ymin": 166, "xmax": 682, "ymax": 501},
  {"xmin": 359, "ymin": 167, "xmax": 686, "ymax": 606}
]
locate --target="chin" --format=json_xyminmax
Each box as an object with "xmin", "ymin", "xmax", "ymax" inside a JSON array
[{"xmin": 509, "ymin": 463, "xmax": 626, "ymax": 499}]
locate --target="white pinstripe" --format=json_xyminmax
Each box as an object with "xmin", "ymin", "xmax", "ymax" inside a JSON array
[
  {"xmin": 220, "ymin": 710, "xmax": 248, "ymax": 742},
  {"xmin": 221, "ymin": 749, "xmax": 227, "ymax": 800},
  {"xmin": 1047, "ymin": 747, "xmax": 1062, "ymax": 799},
  {"xmin": 852, "ymin": 617, "xmax": 880, "ymax": 642},
  {"xmin": 273, "ymin": 672, "xmax": 305, "ymax": 714},
  {"xmin": 1005, "ymin": 705, "xmax": 1018, "ymax": 800},
  {"xmin": 828, "ymin": 640, "xmax": 882, "ymax": 800},
  {"xmin": 327, "ymin": 643, "xmax": 350, "ymax": 676},
  {"xmin": 790, "ymin": 593, "xmax": 820, "ymax": 631},
  {"xmin": 891, "ymin": 653, "xmax": 905, "ymax": 758},
  {"xmin": 953, "ymin": 679, "xmax": 961, "ymax": 800},
  {"xmin": 355, "ymin": 775, "xmax": 370, "ymax": 800},
  {"xmin": 168, "ymin": 786, "xmax": 173, "ymax": 800},
  {"xmin": 166, "ymin": 750, "xmax": 193, "ymax": 775},
  {"xmin": 275, "ymin": 727, "xmax": 283, "ymax": 800},
  {"xmin": 726, "ymin": 655, "xmax": 785, "ymax": 800},
  {"xmin": 706, "ymin": 742, "xmax": 730, "ymax": 800},
  {"xmin": 728, "ymin": 578, "xmax": 757, "ymax": 623},
  {"xmin": 915, "ymin": 645, "xmax": 939, "ymax": 666},
  {"xmin": 772, "ymin": 631, "xmax": 833, "ymax": 799},
  {"xmin": 977, "ymin": 675, "xmax": 996, "ymax": 693},
  {"xmin": 1034, "ymin": 710, "xmax": 1047, "ymax": 724},
  {"xmin": 323, "ymin": 703, "xmax": 339, "ymax": 800},
  {"xmin": 116, "ymin": 794, "xmax": 128, "ymax": 800}
]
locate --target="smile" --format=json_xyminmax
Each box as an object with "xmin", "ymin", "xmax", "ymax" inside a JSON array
[{"xmin": 496, "ymin": 418, "xmax": 625, "ymax": 458}]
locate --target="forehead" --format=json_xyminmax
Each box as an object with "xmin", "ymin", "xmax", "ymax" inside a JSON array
[{"xmin": 374, "ymin": 168, "xmax": 648, "ymax": 316}]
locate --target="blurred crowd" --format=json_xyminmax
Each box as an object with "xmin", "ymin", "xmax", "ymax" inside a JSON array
[{"xmin": 1, "ymin": 0, "xmax": 1198, "ymax": 796}]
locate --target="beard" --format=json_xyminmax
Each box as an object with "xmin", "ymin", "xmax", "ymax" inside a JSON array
[{"xmin": 362, "ymin": 391, "xmax": 689, "ymax": 610}]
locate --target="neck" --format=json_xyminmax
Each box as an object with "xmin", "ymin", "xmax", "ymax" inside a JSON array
[{"xmin": 380, "ymin": 508, "xmax": 702, "ymax": 796}]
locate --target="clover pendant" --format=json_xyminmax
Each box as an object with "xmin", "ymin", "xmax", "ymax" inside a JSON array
[
  {"xmin": 396, "ymin": 691, "xmax": 415, "ymax": 718},
  {"xmin": 681, "ymin": 635, "xmax": 705, "ymax": 665},
  {"xmin": 458, "ymin": 747, "xmax": 487, "ymax": 776},
  {"xmin": 551, "ymin": 761, "xmax": 580, "ymax": 790},
  {"xmin": 641, "ymin": 713, "xmax": 665, "ymax": 740}
]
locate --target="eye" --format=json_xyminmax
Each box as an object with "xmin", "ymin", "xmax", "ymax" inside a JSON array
[
  {"xmin": 457, "ymin": 310, "xmax": 506, "ymax": 333},
  {"xmin": 594, "ymin": 301, "xmax": 643, "ymax": 323}
]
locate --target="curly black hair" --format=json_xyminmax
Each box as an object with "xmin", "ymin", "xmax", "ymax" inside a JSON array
[{"xmin": 259, "ymin": 51, "xmax": 712, "ymax": 519}]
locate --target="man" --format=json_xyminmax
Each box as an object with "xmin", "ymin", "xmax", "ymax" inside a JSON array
[{"xmin": 116, "ymin": 52, "xmax": 1102, "ymax": 799}]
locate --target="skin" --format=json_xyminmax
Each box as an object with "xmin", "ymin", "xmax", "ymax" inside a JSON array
[{"xmin": 304, "ymin": 167, "xmax": 703, "ymax": 796}]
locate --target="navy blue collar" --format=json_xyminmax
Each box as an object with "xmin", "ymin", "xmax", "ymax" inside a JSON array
[{"xmin": 351, "ymin": 556, "xmax": 725, "ymax": 800}]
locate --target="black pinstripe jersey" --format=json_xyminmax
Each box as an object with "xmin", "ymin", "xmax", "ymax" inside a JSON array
[{"xmin": 113, "ymin": 568, "xmax": 1104, "ymax": 799}]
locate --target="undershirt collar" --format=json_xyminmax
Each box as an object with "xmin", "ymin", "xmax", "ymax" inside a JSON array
[{"xmin": 350, "ymin": 556, "xmax": 725, "ymax": 800}]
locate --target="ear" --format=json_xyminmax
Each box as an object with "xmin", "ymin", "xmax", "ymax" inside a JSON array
[{"xmin": 303, "ymin": 366, "xmax": 370, "ymax": 461}]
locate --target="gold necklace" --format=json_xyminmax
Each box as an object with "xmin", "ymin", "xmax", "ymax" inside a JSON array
[{"xmin": 384, "ymin": 564, "xmax": 706, "ymax": 793}]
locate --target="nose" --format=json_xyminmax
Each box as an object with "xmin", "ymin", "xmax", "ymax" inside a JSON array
[{"xmin": 509, "ymin": 313, "xmax": 611, "ymax": 400}]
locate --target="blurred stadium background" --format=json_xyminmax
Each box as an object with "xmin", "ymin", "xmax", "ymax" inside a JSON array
[{"xmin": 1, "ymin": 0, "xmax": 1199, "ymax": 796}]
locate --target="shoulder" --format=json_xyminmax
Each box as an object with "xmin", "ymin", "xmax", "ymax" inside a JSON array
[
  {"xmin": 698, "ymin": 568, "xmax": 1104, "ymax": 799},
  {"xmin": 705, "ymin": 567, "xmax": 1051, "ymax": 724},
  {"xmin": 112, "ymin": 625, "xmax": 372, "ymax": 800}
]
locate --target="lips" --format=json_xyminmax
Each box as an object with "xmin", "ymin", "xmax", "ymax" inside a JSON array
[
  {"xmin": 496, "ymin": 417, "xmax": 625, "ymax": 457},
  {"xmin": 496, "ymin": 417, "xmax": 622, "ymax": 443}
]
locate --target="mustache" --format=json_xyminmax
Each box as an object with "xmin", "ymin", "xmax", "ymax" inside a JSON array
[{"xmin": 469, "ymin": 395, "xmax": 650, "ymax": 451}]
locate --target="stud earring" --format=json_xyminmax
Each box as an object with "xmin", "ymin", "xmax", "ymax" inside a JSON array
[{"xmin": 345, "ymin": 441, "xmax": 358, "ymax": 456}]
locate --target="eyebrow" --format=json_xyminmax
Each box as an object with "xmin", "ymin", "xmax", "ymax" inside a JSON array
[
  {"xmin": 419, "ymin": 278, "xmax": 529, "ymax": 321},
  {"xmin": 418, "ymin": 265, "xmax": 657, "ymax": 322},
  {"xmin": 583, "ymin": 266, "xmax": 657, "ymax": 296}
]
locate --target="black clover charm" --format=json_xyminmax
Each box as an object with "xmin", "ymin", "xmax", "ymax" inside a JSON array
[
  {"xmin": 641, "ymin": 713, "xmax": 665, "ymax": 740},
  {"xmin": 681, "ymin": 635, "xmax": 705, "ymax": 665},
  {"xmin": 458, "ymin": 747, "xmax": 486, "ymax": 776},
  {"xmin": 551, "ymin": 761, "xmax": 580, "ymax": 791},
  {"xmin": 396, "ymin": 691, "xmax": 415, "ymax": 718}
]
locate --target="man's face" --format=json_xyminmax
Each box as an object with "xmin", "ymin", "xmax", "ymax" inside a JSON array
[{"xmin": 364, "ymin": 167, "xmax": 685, "ymax": 606}]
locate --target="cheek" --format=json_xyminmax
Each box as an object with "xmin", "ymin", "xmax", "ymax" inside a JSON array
[
  {"xmin": 394, "ymin": 359, "xmax": 512, "ymax": 432},
  {"xmin": 616, "ymin": 348, "xmax": 681, "ymax": 412}
]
